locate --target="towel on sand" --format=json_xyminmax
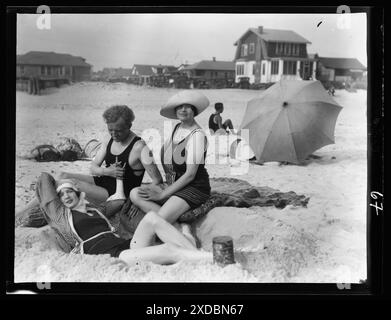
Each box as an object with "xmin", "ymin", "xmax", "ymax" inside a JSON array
[{"xmin": 114, "ymin": 177, "xmax": 310, "ymax": 240}]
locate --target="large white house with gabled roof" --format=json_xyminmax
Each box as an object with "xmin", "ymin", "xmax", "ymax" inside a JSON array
[{"xmin": 233, "ymin": 26, "xmax": 317, "ymax": 84}]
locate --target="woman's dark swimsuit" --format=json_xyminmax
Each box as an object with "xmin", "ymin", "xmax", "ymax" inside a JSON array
[
  {"xmin": 161, "ymin": 123, "xmax": 211, "ymax": 209},
  {"xmin": 93, "ymin": 136, "xmax": 145, "ymax": 197},
  {"xmin": 72, "ymin": 209, "xmax": 130, "ymax": 258}
]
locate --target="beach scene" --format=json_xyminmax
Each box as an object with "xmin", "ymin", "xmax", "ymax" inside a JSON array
[{"xmin": 14, "ymin": 12, "xmax": 367, "ymax": 283}]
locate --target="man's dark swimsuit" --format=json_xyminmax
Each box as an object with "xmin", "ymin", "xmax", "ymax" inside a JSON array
[
  {"xmin": 93, "ymin": 136, "xmax": 145, "ymax": 197},
  {"xmin": 208, "ymin": 113, "xmax": 220, "ymax": 133}
]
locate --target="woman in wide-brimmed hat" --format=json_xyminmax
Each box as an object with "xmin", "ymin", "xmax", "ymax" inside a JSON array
[{"xmin": 130, "ymin": 91, "xmax": 211, "ymax": 229}]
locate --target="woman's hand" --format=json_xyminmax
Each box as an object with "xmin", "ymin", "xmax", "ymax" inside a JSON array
[{"xmin": 138, "ymin": 184, "xmax": 164, "ymax": 202}]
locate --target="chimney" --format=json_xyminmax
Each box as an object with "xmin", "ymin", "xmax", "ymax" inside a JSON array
[
  {"xmin": 212, "ymin": 57, "xmax": 216, "ymax": 62},
  {"xmin": 258, "ymin": 26, "xmax": 263, "ymax": 33}
]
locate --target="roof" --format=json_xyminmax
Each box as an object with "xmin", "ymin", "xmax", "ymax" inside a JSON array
[
  {"xmin": 234, "ymin": 28, "xmax": 311, "ymax": 45},
  {"xmin": 115, "ymin": 68, "xmax": 132, "ymax": 76},
  {"xmin": 133, "ymin": 64, "xmax": 177, "ymax": 76},
  {"xmin": 318, "ymin": 57, "xmax": 366, "ymax": 70},
  {"xmin": 17, "ymin": 51, "xmax": 92, "ymax": 67},
  {"xmin": 162, "ymin": 66, "xmax": 178, "ymax": 72},
  {"xmin": 133, "ymin": 64, "xmax": 155, "ymax": 76},
  {"xmin": 183, "ymin": 60, "xmax": 235, "ymax": 71}
]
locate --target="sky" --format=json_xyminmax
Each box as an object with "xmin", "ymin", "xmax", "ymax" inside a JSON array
[{"xmin": 17, "ymin": 13, "xmax": 367, "ymax": 71}]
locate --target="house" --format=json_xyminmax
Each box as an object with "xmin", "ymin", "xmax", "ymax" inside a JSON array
[
  {"xmin": 16, "ymin": 51, "xmax": 92, "ymax": 82},
  {"xmin": 233, "ymin": 26, "xmax": 317, "ymax": 84},
  {"xmin": 316, "ymin": 57, "xmax": 366, "ymax": 82},
  {"xmin": 131, "ymin": 64, "xmax": 177, "ymax": 85},
  {"xmin": 177, "ymin": 63, "xmax": 190, "ymax": 72},
  {"xmin": 181, "ymin": 58, "xmax": 235, "ymax": 80}
]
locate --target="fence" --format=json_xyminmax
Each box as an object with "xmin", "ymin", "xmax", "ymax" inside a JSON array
[{"xmin": 16, "ymin": 78, "xmax": 70, "ymax": 95}]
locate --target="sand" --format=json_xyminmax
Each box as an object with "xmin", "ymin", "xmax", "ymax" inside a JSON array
[{"xmin": 14, "ymin": 82, "xmax": 367, "ymax": 283}]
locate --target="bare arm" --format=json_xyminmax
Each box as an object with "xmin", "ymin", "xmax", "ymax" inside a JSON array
[
  {"xmin": 35, "ymin": 172, "xmax": 67, "ymax": 224},
  {"xmin": 138, "ymin": 141, "xmax": 164, "ymax": 185},
  {"xmin": 89, "ymin": 139, "xmax": 123, "ymax": 178},
  {"xmin": 90, "ymin": 139, "xmax": 108, "ymax": 176},
  {"xmin": 215, "ymin": 114, "xmax": 224, "ymax": 129}
]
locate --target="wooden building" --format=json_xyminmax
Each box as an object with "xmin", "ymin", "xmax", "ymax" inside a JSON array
[
  {"xmin": 181, "ymin": 58, "xmax": 235, "ymax": 80},
  {"xmin": 316, "ymin": 57, "xmax": 366, "ymax": 82},
  {"xmin": 233, "ymin": 26, "xmax": 317, "ymax": 84},
  {"xmin": 16, "ymin": 51, "xmax": 92, "ymax": 82},
  {"xmin": 131, "ymin": 64, "xmax": 176, "ymax": 85}
]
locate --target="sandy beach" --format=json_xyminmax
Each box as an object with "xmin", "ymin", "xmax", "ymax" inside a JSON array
[{"xmin": 14, "ymin": 82, "xmax": 367, "ymax": 283}]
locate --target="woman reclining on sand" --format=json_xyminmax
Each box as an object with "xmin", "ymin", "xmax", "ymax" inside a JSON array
[{"xmin": 29, "ymin": 172, "xmax": 211, "ymax": 265}]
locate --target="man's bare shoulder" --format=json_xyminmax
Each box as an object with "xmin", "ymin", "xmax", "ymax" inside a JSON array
[{"xmin": 132, "ymin": 139, "xmax": 149, "ymax": 154}]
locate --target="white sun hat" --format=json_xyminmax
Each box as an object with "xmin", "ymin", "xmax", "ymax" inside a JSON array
[
  {"xmin": 160, "ymin": 91, "xmax": 210, "ymax": 119},
  {"xmin": 56, "ymin": 179, "xmax": 79, "ymax": 194}
]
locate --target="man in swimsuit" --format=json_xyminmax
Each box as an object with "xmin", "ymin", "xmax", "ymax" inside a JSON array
[
  {"xmin": 59, "ymin": 105, "xmax": 163, "ymax": 204},
  {"xmin": 208, "ymin": 102, "xmax": 234, "ymax": 134}
]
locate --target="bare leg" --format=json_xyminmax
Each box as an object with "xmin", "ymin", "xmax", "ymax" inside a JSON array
[
  {"xmin": 119, "ymin": 242, "xmax": 212, "ymax": 265},
  {"xmin": 131, "ymin": 211, "xmax": 195, "ymax": 250},
  {"xmin": 223, "ymin": 119, "xmax": 235, "ymax": 133},
  {"xmin": 157, "ymin": 196, "xmax": 190, "ymax": 224},
  {"xmin": 57, "ymin": 172, "xmax": 95, "ymax": 184},
  {"xmin": 129, "ymin": 187, "xmax": 162, "ymax": 213}
]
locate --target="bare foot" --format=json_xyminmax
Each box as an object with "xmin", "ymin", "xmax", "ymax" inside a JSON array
[{"xmin": 180, "ymin": 223, "xmax": 198, "ymax": 249}]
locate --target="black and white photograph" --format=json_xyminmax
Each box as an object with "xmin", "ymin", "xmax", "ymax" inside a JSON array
[{"xmin": 10, "ymin": 7, "xmax": 379, "ymax": 288}]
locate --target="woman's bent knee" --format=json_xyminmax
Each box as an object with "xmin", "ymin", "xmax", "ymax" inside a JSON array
[
  {"xmin": 129, "ymin": 187, "xmax": 141, "ymax": 203},
  {"xmin": 143, "ymin": 211, "xmax": 159, "ymax": 226}
]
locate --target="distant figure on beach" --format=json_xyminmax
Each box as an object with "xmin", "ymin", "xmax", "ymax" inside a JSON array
[
  {"xmin": 21, "ymin": 173, "xmax": 211, "ymax": 264},
  {"xmin": 208, "ymin": 102, "xmax": 234, "ymax": 134},
  {"xmin": 16, "ymin": 105, "xmax": 163, "ymax": 217},
  {"xmin": 130, "ymin": 91, "xmax": 211, "ymax": 228}
]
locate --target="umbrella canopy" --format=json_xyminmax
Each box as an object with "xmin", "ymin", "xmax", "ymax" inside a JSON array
[{"xmin": 239, "ymin": 80, "xmax": 342, "ymax": 164}]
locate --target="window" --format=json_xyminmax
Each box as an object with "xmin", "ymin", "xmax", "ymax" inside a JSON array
[
  {"xmin": 241, "ymin": 44, "xmax": 248, "ymax": 56},
  {"xmin": 271, "ymin": 61, "xmax": 279, "ymax": 75},
  {"xmin": 236, "ymin": 64, "xmax": 244, "ymax": 75},
  {"xmin": 20, "ymin": 66, "xmax": 25, "ymax": 74},
  {"xmin": 41, "ymin": 66, "xmax": 45, "ymax": 75},
  {"xmin": 252, "ymin": 64, "xmax": 256, "ymax": 75},
  {"xmin": 287, "ymin": 44, "xmax": 292, "ymax": 55},
  {"xmin": 249, "ymin": 43, "xmax": 255, "ymax": 54},
  {"xmin": 275, "ymin": 43, "xmax": 281, "ymax": 55},
  {"xmin": 293, "ymin": 44, "xmax": 299, "ymax": 56},
  {"xmin": 283, "ymin": 61, "xmax": 297, "ymax": 75},
  {"xmin": 262, "ymin": 63, "xmax": 266, "ymax": 75}
]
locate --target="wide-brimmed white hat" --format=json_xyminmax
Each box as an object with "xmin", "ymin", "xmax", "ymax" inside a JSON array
[
  {"xmin": 160, "ymin": 91, "xmax": 210, "ymax": 119},
  {"xmin": 56, "ymin": 179, "xmax": 79, "ymax": 194}
]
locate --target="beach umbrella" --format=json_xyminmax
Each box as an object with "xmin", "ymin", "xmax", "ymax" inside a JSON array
[{"xmin": 239, "ymin": 80, "xmax": 342, "ymax": 164}]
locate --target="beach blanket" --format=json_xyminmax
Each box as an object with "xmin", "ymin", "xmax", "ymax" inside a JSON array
[{"xmin": 116, "ymin": 177, "xmax": 310, "ymax": 239}]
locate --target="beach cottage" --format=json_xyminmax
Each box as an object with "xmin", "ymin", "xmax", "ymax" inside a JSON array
[
  {"xmin": 316, "ymin": 57, "xmax": 367, "ymax": 82},
  {"xmin": 233, "ymin": 26, "xmax": 316, "ymax": 84},
  {"xmin": 131, "ymin": 64, "xmax": 176, "ymax": 85},
  {"xmin": 181, "ymin": 58, "xmax": 235, "ymax": 81},
  {"xmin": 16, "ymin": 51, "xmax": 92, "ymax": 82}
]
